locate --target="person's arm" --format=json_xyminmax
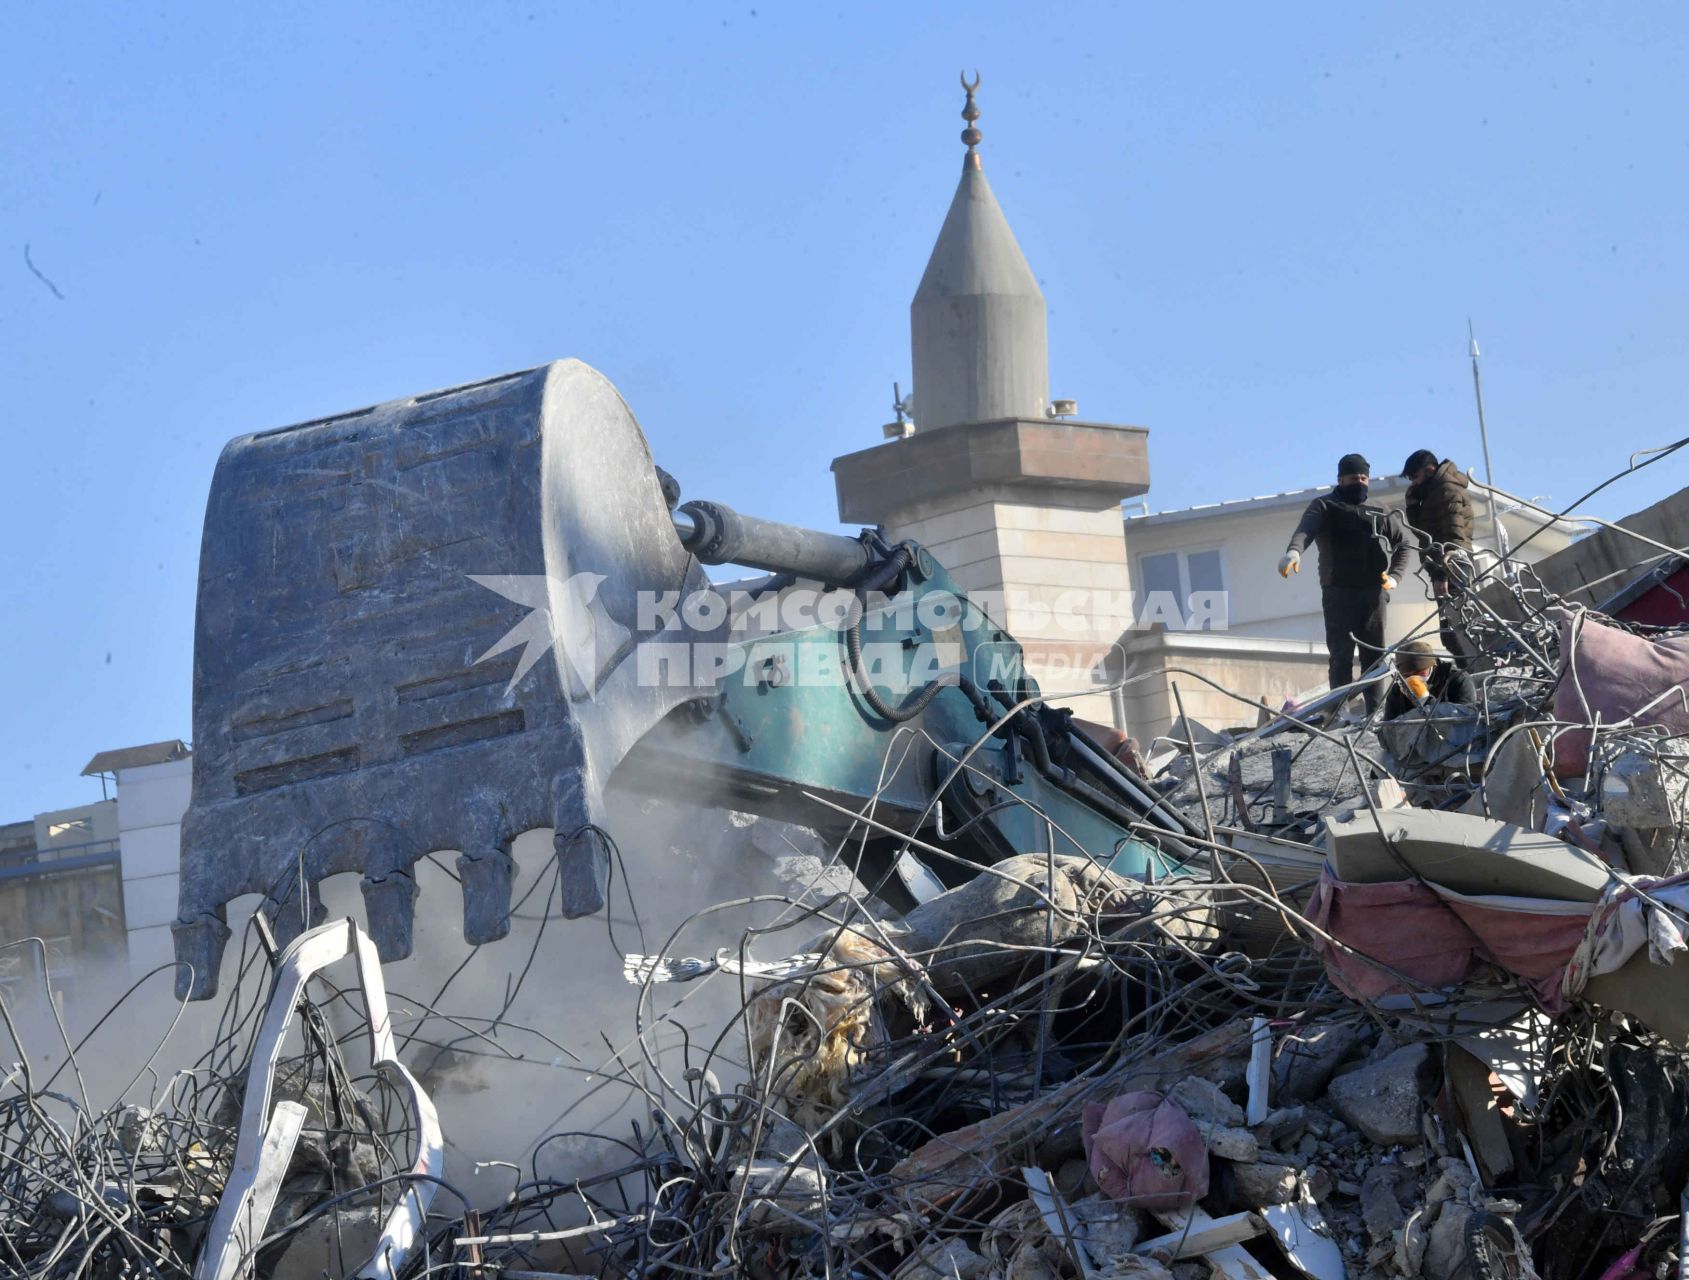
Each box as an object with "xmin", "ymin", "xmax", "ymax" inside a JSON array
[
  {"xmin": 1404, "ymin": 507, "xmax": 1441, "ymax": 579},
  {"xmin": 1385, "ymin": 510, "xmax": 1413, "ymax": 580},
  {"xmin": 1382, "ymin": 682, "xmax": 1411, "ymax": 720},
  {"xmin": 1444, "ymin": 667, "xmax": 1478, "ymax": 707},
  {"xmin": 1453, "ymin": 486, "xmax": 1477, "ymax": 551},
  {"xmin": 1402, "ymin": 496, "xmax": 1432, "ymax": 552},
  {"xmin": 1286, "ymin": 499, "xmax": 1325, "ymax": 554}
]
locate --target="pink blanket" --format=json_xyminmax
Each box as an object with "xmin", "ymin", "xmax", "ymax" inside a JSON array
[
  {"xmin": 1553, "ymin": 612, "xmax": 1689, "ymax": 777},
  {"xmin": 1307, "ymin": 867, "xmax": 1594, "ymax": 1010},
  {"xmin": 1081, "ymin": 1091, "xmax": 1209, "ymax": 1209}
]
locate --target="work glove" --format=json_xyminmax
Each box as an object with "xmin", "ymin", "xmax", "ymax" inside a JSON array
[
  {"xmin": 1406, "ymin": 674, "xmax": 1430, "ymax": 703},
  {"xmin": 1381, "ymin": 572, "xmax": 1397, "ymax": 591},
  {"xmin": 1278, "ymin": 550, "xmax": 1300, "ymax": 578}
]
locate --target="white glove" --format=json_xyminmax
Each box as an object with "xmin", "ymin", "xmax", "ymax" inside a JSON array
[{"xmin": 1278, "ymin": 550, "xmax": 1301, "ymax": 578}]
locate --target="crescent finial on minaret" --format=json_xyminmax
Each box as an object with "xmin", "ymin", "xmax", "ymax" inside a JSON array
[{"xmin": 960, "ymin": 71, "xmax": 982, "ymax": 167}]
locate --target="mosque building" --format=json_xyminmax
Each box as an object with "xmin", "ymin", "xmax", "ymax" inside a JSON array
[{"xmin": 832, "ymin": 79, "xmax": 1572, "ymax": 745}]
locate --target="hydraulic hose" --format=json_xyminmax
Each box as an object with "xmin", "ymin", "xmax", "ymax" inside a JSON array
[
  {"xmin": 1064, "ymin": 734, "xmax": 1206, "ymax": 842},
  {"xmin": 981, "ymin": 678, "xmax": 1200, "ymax": 859}
]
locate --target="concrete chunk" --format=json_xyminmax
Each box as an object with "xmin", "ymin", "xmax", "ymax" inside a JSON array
[
  {"xmin": 1202, "ymin": 1124, "xmax": 1260, "ymax": 1162},
  {"xmin": 1273, "ymin": 1021, "xmax": 1370, "ymax": 1104},
  {"xmin": 1230, "ymin": 1161, "xmax": 1300, "ymax": 1208},
  {"xmin": 1326, "ymin": 1043, "xmax": 1434, "ymax": 1147},
  {"xmin": 1167, "ymin": 1075, "xmax": 1245, "ymax": 1127},
  {"xmin": 1324, "ymin": 806, "xmax": 1612, "ymax": 902}
]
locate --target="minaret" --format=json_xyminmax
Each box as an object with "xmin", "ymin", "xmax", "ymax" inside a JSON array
[
  {"xmin": 910, "ymin": 75, "xmax": 1050, "ymax": 430},
  {"xmin": 831, "ymin": 77, "xmax": 1151, "ymax": 728}
]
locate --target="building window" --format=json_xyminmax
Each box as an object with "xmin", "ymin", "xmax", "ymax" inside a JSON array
[
  {"xmin": 1136, "ymin": 549, "xmax": 1229, "ymax": 631},
  {"xmin": 1138, "ymin": 552, "xmax": 1182, "ymax": 602},
  {"xmin": 1186, "ymin": 549, "xmax": 1225, "ymax": 598}
]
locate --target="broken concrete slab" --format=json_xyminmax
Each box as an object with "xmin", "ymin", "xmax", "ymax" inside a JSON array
[
  {"xmin": 898, "ymin": 852, "xmax": 1200, "ymax": 995},
  {"xmin": 1326, "ymin": 1043, "xmax": 1434, "ymax": 1147},
  {"xmin": 1323, "ymin": 807, "xmax": 1614, "ymax": 902},
  {"xmin": 1407, "ymin": 1161, "xmax": 1482, "ymax": 1280},
  {"xmin": 1358, "ymin": 1164, "xmax": 1414, "ymax": 1241},
  {"xmin": 1167, "ymin": 1074, "xmax": 1245, "ymax": 1127},
  {"xmin": 1230, "ymin": 1160, "xmax": 1301, "ymax": 1208},
  {"xmin": 1444, "ymin": 1044, "xmax": 1515, "ymax": 1182},
  {"xmin": 1252, "ymin": 1106, "xmax": 1308, "ymax": 1149},
  {"xmin": 1066, "ymin": 1190, "xmax": 1145, "ymax": 1261},
  {"xmin": 891, "ymin": 1236, "xmax": 988, "ymax": 1279},
  {"xmin": 729, "ymin": 1157, "xmax": 830, "ymax": 1232},
  {"xmin": 1465, "ymin": 730, "xmax": 1555, "ymax": 831},
  {"xmin": 1202, "ymin": 1124, "xmax": 1261, "ymax": 1163},
  {"xmin": 1600, "ymin": 747, "xmax": 1689, "ymax": 874}
]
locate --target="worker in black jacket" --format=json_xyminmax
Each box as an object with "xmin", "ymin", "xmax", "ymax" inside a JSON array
[
  {"xmin": 1278, "ymin": 453, "xmax": 1413, "ymax": 713},
  {"xmin": 1382, "ymin": 640, "xmax": 1477, "ymax": 721}
]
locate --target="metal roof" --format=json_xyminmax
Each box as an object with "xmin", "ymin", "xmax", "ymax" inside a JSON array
[
  {"xmin": 82, "ymin": 739, "xmax": 191, "ymax": 776},
  {"xmin": 1125, "ymin": 475, "xmax": 1570, "ymax": 533},
  {"xmin": 1124, "ymin": 478, "xmax": 1409, "ymax": 527}
]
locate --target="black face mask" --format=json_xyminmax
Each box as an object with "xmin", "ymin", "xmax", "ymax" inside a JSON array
[{"xmin": 1337, "ymin": 481, "xmax": 1369, "ymax": 504}]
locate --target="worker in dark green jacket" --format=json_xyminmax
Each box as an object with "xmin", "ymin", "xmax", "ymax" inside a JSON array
[
  {"xmin": 1401, "ymin": 450, "xmax": 1476, "ymax": 583},
  {"xmin": 1402, "ymin": 448, "xmax": 1478, "ymax": 665},
  {"xmin": 1279, "ymin": 453, "xmax": 1413, "ymax": 713}
]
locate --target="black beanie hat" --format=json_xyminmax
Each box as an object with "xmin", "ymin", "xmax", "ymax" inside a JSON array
[{"xmin": 1337, "ymin": 453, "xmax": 1370, "ymax": 477}]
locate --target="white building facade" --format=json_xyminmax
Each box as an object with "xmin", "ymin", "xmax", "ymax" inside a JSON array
[{"xmin": 104, "ymin": 749, "xmax": 193, "ymax": 980}]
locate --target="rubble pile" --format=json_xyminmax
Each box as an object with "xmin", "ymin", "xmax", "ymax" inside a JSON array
[
  {"xmin": 3, "ymin": 541, "xmax": 1688, "ymax": 1279},
  {"xmin": 0, "ymin": 941, "xmax": 431, "ymax": 1279}
]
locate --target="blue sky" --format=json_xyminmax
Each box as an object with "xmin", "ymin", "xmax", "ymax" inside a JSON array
[{"xmin": 3, "ymin": 2, "xmax": 1686, "ymax": 819}]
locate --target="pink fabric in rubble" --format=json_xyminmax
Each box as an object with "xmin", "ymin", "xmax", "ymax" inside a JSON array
[
  {"xmin": 1305, "ymin": 872, "xmax": 1477, "ymax": 1000},
  {"xmin": 1553, "ymin": 612, "xmax": 1689, "ymax": 777},
  {"xmin": 1440, "ymin": 894, "xmax": 1593, "ymax": 1009},
  {"xmin": 1308, "ymin": 866, "xmax": 1597, "ymax": 1012},
  {"xmin": 1080, "ymin": 1091, "xmax": 1209, "ymax": 1210}
]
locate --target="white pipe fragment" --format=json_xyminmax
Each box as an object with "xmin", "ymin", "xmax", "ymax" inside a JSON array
[
  {"xmin": 1247, "ymin": 1015, "xmax": 1272, "ymax": 1126},
  {"xmin": 194, "ymin": 920, "xmax": 443, "ymax": 1280}
]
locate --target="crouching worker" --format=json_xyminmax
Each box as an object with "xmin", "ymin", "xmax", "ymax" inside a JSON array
[
  {"xmin": 1383, "ymin": 640, "xmax": 1477, "ymax": 720},
  {"xmin": 1279, "ymin": 453, "xmax": 1412, "ymax": 714}
]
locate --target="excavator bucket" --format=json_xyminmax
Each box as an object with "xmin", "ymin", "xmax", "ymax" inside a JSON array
[{"xmin": 174, "ymin": 360, "xmax": 717, "ymax": 998}]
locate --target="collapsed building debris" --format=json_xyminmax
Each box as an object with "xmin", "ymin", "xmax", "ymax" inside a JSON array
[{"xmin": 6, "ymin": 363, "xmax": 1685, "ymax": 1280}]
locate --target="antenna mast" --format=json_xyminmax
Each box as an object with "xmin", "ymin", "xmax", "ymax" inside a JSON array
[{"xmin": 1468, "ymin": 321, "xmax": 1514, "ymax": 576}]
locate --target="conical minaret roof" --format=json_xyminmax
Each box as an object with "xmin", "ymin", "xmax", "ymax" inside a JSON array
[
  {"xmin": 833, "ymin": 76, "xmax": 1150, "ymax": 532},
  {"xmin": 910, "ymin": 76, "xmax": 1049, "ymax": 431}
]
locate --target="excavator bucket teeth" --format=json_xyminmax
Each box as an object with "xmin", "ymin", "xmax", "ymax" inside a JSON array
[{"xmin": 174, "ymin": 359, "xmax": 715, "ymax": 999}]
